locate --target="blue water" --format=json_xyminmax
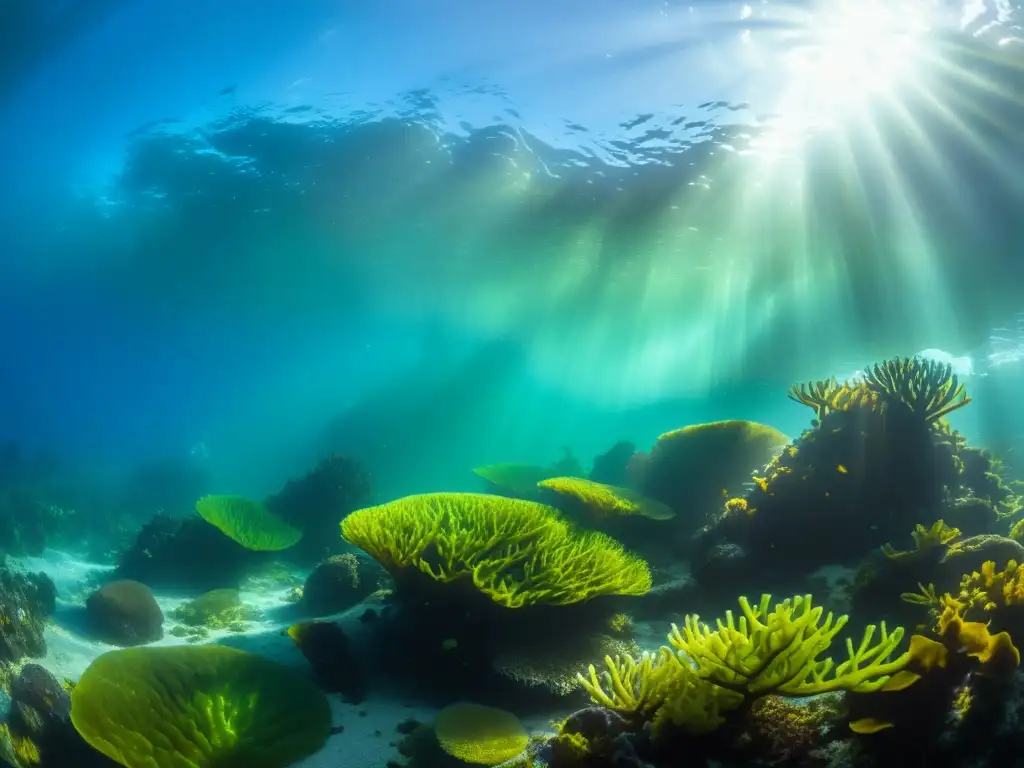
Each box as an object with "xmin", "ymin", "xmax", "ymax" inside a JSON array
[{"xmin": 0, "ymin": 0, "xmax": 1022, "ymax": 498}]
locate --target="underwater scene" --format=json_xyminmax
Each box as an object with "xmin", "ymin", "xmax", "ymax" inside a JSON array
[{"xmin": 1, "ymin": 1, "xmax": 1024, "ymax": 767}]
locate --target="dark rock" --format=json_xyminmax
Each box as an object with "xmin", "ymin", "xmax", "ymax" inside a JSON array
[
  {"xmin": 4, "ymin": 664, "xmax": 119, "ymax": 767},
  {"xmin": 590, "ymin": 441, "xmax": 637, "ymax": 487},
  {"xmin": 302, "ymin": 553, "xmax": 388, "ymax": 616},
  {"xmin": 85, "ymin": 580, "xmax": 164, "ymax": 646},
  {"xmin": 114, "ymin": 514, "xmax": 266, "ymax": 593},
  {"xmin": 266, "ymin": 454, "xmax": 372, "ymax": 566},
  {"xmin": 0, "ymin": 569, "xmax": 56, "ymax": 664},
  {"xmin": 288, "ymin": 620, "xmax": 368, "ymax": 703}
]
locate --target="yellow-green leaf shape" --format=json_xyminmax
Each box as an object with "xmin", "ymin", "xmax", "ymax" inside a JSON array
[
  {"xmin": 195, "ymin": 495, "xmax": 302, "ymax": 551},
  {"xmin": 434, "ymin": 702, "xmax": 529, "ymax": 765},
  {"xmin": 472, "ymin": 463, "xmax": 562, "ymax": 496},
  {"xmin": 70, "ymin": 645, "xmax": 332, "ymax": 768},
  {"xmin": 538, "ymin": 477, "xmax": 675, "ymax": 521}
]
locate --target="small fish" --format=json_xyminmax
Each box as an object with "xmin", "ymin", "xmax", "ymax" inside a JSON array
[
  {"xmin": 442, "ymin": 638, "xmax": 458, "ymax": 651},
  {"xmin": 837, "ymin": 464, "xmax": 848, "ymax": 474}
]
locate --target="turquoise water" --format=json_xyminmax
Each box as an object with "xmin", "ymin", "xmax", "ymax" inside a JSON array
[{"xmin": 1, "ymin": 2, "xmax": 1023, "ymax": 767}]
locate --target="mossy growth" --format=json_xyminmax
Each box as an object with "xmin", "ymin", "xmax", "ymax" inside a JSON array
[
  {"xmin": 171, "ymin": 588, "xmax": 262, "ymax": 630},
  {"xmin": 341, "ymin": 492, "xmax": 651, "ymax": 608},
  {"xmin": 70, "ymin": 645, "xmax": 332, "ymax": 768},
  {"xmin": 195, "ymin": 494, "xmax": 302, "ymax": 551}
]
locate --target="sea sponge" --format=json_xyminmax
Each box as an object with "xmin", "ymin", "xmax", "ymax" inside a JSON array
[
  {"xmin": 195, "ymin": 495, "xmax": 302, "ymax": 551},
  {"xmin": 341, "ymin": 492, "xmax": 651, "ymax": 608},
  {"xmin": 70, "ymin": 645, "xmax": 332, "ymax": 768},
  {"xmin": 85, "ymin": 580, "xmax": 164, "ymax": 647},
  {"xmin": 538, "ymin": 477, "xmax": 675, "ymax": 521},
  {"xmin": 433, "ymin": 702, "xmax": 529, "ymax": 765}
]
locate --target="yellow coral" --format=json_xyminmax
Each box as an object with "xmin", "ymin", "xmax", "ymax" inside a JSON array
[
  {"xmin": 434, "ymin": 702, "xmax": 529, "ymax": 765},
  {"xmin": 341, "ymin": 493, "xmax": 651, "ymax": 608},
  {"xmin": 669, "ymin": 594, "xmax": 909, "ymax": 697},
  {"xmin": 538, "ymin": 477, "xmax": 675, "ymax": 521},
  {"xmin": 864, "ymin": 356, "xmax": 971, "ymax": 422},
  {"xmin": 577, "ymin": 594, "xmax": 913, "ymax": 737},
  {"xmin": 882, "ymin": 520, "xmax": 960, "ymax": 561}
]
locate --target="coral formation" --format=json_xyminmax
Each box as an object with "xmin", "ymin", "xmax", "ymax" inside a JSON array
[
  {"xmin": 170, "ymin": 588, "xmax": 260, "ymax": 629},
  {"xmin": 70, "ymin": 645, "xmax": 332, "ymax": 768},
  {"xmin": 341, "ymin": 492, "xmax": 651, "ymax": 607},
  {"xmin": 84, "ymin": 580, "xmax": 164, "ymax": 647},
  {"xmin": 433, "ymin": 702, "xmax": 529, "ymax": 765},
  {"xmin": 194, "ymin": 494, "xmax": 302, "ymax": 551},
  {"xmin": 287, "ymin": 620, "xmax": 368, "ymax": 703},
  {"xmin": 0, "ymin": 568, "xmax": 55, "ymax": 664},
  {"xmin": 301, "ymin": 552, "xmax": 388, "ymax": 616},
  {"xmin": 692, "ymin": 357, "xmax": 1010, "ymax": 594}
]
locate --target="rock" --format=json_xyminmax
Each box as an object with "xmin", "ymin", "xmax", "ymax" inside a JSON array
[
  {"xmin": 302, "ymin": 553, "xmax": 387, "ymax": 616},
  {"xmin": 114, "ymin": 514, "xmax": 266, "ymax": 593},
  {"xmin": 0, "ymin": 569, "xmax": 56, "ymax": 664},
  {"xmin": 85, "ymin": 580, "xmax": 164, "ymax": 646}
]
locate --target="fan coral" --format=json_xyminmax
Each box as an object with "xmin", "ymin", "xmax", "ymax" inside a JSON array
[
  {"xmin": 195, "ymin": 494, "xmax": 302, "ymax": 551},
  {"xmin": 341, "ymin": 492, "xmax": 651, "ymax": 607}
]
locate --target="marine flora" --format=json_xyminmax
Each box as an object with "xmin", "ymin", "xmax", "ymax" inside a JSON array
[
  {"xmin": 170, "ymin": 588, "xmax": 260, "ymax": 629},
  {"xmin": 195, "ymin": 494, "xmax": 302, "ymax": 551},
  {"xmin": 341, "ymin": 492, "xmax": 651, "ymax": 608},
  {"xmin": 70, "ymin": 645, "xmax": 332, "ymax": 768},
  {"xmin": 882, "ymin": 520, "xmax": 961, "ymax": 561}
]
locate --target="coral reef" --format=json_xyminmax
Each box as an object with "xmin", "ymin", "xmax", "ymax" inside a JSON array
[
  {"xmin": 693, "ymin": 358, "xmax": 1011, "ymax": 596},
  {"xmin": 433, "ymin": 702, "xmax": 530, "ymax": 765}
]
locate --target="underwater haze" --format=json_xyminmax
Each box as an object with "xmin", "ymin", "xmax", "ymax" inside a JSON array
[{"xmin": 1, "ymin": 1, "xmax": 1024, "ymax": 767}]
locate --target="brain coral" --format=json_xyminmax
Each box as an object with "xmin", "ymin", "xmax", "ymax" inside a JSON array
[
  {"xmin": 85, "ymin": 580, "xmax": 164, "ymax": 647},
  {"xmin": 70, "ymin": 644, "xmax": 332, "ymax": 768}
]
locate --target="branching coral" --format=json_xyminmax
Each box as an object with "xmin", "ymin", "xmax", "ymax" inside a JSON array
[
  {"xmin": 864, "ymin": 357, "xmax": 971, "ymax": 422},
  {"xmin": 340, "ymin": 492, "xmax": 651, "ymax": 608},
  {"xmin": 882, "ymin": 520, "xmax": 961, "ymax": 561},
  {"xmin": 578, "ymin": 594, "xmax": 912, "ymax": 737}
]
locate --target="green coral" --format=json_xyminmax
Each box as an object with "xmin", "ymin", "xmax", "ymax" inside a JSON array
[
  {"xmin": 195, "ymin": 495, "xmax": 302, "ymax": 551},
  {"xmin": 433, "ymin": 702, "xmax": 529, "ymax": 765},
  {"xmin": 881, "ymin": 520, "xmax": 961, "ymax": 561},
  {"xmin": 70, "ymin": 645, "xmax": 331, "ymax": 768},
  {"xmin": 171, "ymin": 588, "xmax": 261, "ymax": 630},
  {"xmin": 341, "ymin": 492, "xmax": 651, "ymax": 608},
  {"xmin": 578, "ymin": 594, "xmax": 912, "ymax": 735}
]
